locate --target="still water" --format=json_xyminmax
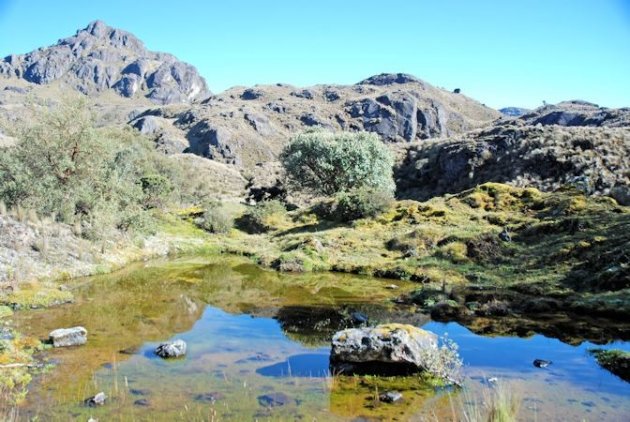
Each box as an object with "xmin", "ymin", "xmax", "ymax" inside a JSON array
[{"xmin": 11, "ymin": 257, "xmax": 630, "ymax": 421}]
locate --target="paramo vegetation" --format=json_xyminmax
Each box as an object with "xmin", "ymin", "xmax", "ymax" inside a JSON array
[{"xmin": 0, "ymin": 99, "xmax": 215, "ymax": 240}]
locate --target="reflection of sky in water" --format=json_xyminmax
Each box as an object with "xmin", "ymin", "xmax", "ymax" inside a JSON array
[
  {"xmin": 424, "ymin": 321, "xmax": 630, "ymax": 395},
  {"xmin": 123, "ymin": 305, "xmax": 630, "ymax": 400}
]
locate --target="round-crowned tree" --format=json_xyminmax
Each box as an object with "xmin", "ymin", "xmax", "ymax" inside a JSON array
[{"xmin": 279, "ymin": 130, "xmax": 395, "ymax": 196}]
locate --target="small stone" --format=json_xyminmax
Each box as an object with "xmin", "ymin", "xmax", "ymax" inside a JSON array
[
  {"xmin": 533, "ymin": 359, "xmax": 552, "ymax": 368},
  {"xmin": 385, "ymin": 284, "xmax": 399, "ymax": 290},
  {"xmin": 133, "ymin": 399, "xmax": 150, "ymax": 407},
  {"xmin": 379, "ymin": 391, "xmax": 403, "ymax": 403},
  {"xmin": 350, "ymin": 312, "xmax": 369, "ymax": 326},
  {"xmin": 49, "ymin": 327, "xmax": 87, "ymax": 347},
  {"xmin": 194, "ymin": 392, "xmax": 225, "ymax": 403},
  {"xmin": 155, "ymin": 339, "xmax": 187, "ymax": 358},
  {"xmin": 85, "ymin": 392, "xmax": 106, "ymax": 407}
]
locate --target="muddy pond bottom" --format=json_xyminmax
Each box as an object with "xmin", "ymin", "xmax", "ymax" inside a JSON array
[{"xmin": 11, "ymin": 257, "xmax": 630, "ymax": 421}]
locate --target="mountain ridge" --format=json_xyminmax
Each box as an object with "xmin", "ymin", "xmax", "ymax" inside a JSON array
[{"xmin": 0, "ymin": 20, "xmax": 209, "ymax": 104}]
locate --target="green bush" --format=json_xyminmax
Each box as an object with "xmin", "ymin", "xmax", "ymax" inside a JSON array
[
  {"xmin": 334, "ymin": 187, "xmax": 394, "ymax": 222},
  {"xmin": 0, "ymin": 98, "xmax": 187, "ymax": 239},
  {"xmin": 280, "ymin": 130, "xmax": 395, "ymax": 196},
  {"xmin": 200, "ymin": 202, "xmax": 234, "ymax": 234},
  {"xmin": 238, "ymin": 200, "xmax": 286, "ymax": 233}
]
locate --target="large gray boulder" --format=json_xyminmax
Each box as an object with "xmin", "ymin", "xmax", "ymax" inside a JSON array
[
  {"xmin": 330, "ymin": 323, "xmax": 437, "ymax": 375},
  {"xmin": 49, "ymin": 326, "xmax": 88, "ymax": 347}
]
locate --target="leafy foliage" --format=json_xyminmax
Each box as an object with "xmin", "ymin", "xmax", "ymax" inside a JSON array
[
  {"xmin": 0, "ymin": 99, "xmax": 185, "ymax": 239},
  {"xmin": 200, "ymin": 201, "xmax": 235, "ymax": 234},
  {"xmin": 280, "ymin": 130, "xmax": 395, "ymax": 196},
  {"xmin": 334, "ymin": 187, "xmax": 394, "ymax": 221},
  {"xmin": 237, "ymin": 200, "xmax": 287, "ymax": 233}
]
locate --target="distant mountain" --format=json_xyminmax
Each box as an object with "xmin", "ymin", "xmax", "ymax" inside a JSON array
[
  {"xmin": 499, "ymin": 107, "xmax": 530, "ymax": 117},
  {"xmin": 0, "ymin": 21, "xmax": 209, "ymax": 104}
]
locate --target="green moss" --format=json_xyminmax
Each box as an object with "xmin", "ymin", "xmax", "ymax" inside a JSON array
[
  {"xmin": 6, "ymin": 288, "xmax": 74, "ymax": 309},
  {"xmin": 0, "ymin": 306, "xmax": 12, "ymax": 318}
]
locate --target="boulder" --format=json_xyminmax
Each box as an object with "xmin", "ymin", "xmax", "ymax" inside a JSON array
[
  {"xmin": 244, "ymin": 112, "xmax": 273, "ymax": 135},
  {"xmin": 49, "ymin": 326, "xmax": 87, "ymax": 347},
  {"xmin": 155, "ymin": 339, "xmax": 187, "ymax": 358},
  {"xmin": 241, "ymin": 88, "xmax": 263, "ymax": 100},
  {"xmin": 330, "ymin": 323, "xmax": 437, "ymax": 375}
]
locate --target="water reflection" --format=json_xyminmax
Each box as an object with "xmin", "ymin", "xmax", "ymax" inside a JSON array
[{"xmin": 9, "ymin": 256, "xmax": 630, "ymax": 421}]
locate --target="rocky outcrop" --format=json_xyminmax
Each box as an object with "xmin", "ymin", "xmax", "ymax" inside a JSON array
[
  {"xmin": 155, "ymin": 339, "xmax": 187, "ymax": 358},
  {"xmin": 502, "ymin": 100, "xmax": 630, "ymax": 128},
  {"xmin": 49, "ymin": 326, "xmax": 87, "ymax": 347},
  {"xmin": 330, "ymin": 323, "xmax": 438, "ymax": 375},
  {"xmin": 137, "ymin": 75, "xmax": 498, "ymax": 168},
  {"xmin": 0, "ymin": 21, "xmax": 209, "ymax": 104},
  {"xmin": 396, "ymin": 123, "xmax": 630, "ymax": 200},
  {"xmin": 499, "ymin": 107, "xmax": 530, "ymax": 117}
]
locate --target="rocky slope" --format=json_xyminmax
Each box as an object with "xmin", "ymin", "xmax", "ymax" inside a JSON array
[
  {"xmin": 396, "ymin": 102, "xmax": 630, "ymax": 203},
  {"xmin": 128, "ymin": 73, "xmax": 500, "ymax": 169},
  {"xmin": 0, "ymin": 21, "xmax": 209, "ymax": 104}
]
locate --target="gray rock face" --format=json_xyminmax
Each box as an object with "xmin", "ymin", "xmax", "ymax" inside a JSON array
[
  {"xmin": 132, "ymin": 116, "xmax": 161, "ymax": 135},
  {"xmin": 244, "ymin": 112, "xmax": 273, "ymax": 135},
  {"xmin": 184, "ymin": 120, "xmax": 239, "ymax": 164},
  {"xmin": 397, "ymin": 124, "xmax": 630, "ymax": 201},
  {"xmin": 330, "ymin": 324, "xmax": 437, "ymax": 375},
  {"xmin": 0, "ymin": 20, "xmax": 209, "ymax": 104},
  {"xmin": 155, "ymin": 339, "xmax": 187, "ymax": 358},
  {"xmin": 49, "ymin": 326, "xmax": 87, "ymax": 347},
  {"xmin": 505, "ymin": 101, "xmax": 630, "ymax": 128}
]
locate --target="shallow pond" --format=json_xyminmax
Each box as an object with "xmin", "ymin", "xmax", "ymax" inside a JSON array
[{"xmin": 10, "ymin": 257, "xmax": 630, "ymax": 421}]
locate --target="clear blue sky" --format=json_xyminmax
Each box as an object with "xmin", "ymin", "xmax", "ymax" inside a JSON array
[{"xmin": 0, "ymin": 0, "xmax": 629, "ymax": 109}]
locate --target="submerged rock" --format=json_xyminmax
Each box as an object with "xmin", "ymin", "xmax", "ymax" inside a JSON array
[
  {"xmin": 330, "ymin": 323, "xmax": 438, "ymax": 375},
  {"xmin": 133, "ymin": 398, "xmax": 150, "ymax": 407},
  {"xmin": 257, "ymin": 392, "xmax": 293, "ymax": 407},
  {"xmin": 85, "ymin": 392, "xmax": 106, "ymax": 407},
  {"xmin": 49, "ymin": 326, "xmax": 87, "ymax": 347},
  {"xmin": 155, "ymin": 339, "xmax": 187, "ymax": 358}
]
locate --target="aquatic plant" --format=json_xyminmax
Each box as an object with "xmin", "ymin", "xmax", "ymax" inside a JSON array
[{"xmin": 420, "ymin": 335, "xmax": 463, "ymax": 386}]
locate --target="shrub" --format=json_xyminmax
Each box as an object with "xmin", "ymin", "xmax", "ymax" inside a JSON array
[
  {"xmin": 419, "ymin": 335, "xmax": 463, "ymax": 386},
  {"xmin": 238, "ymin": 200, "xmax": 286, "ymax": 233},
  {"xmin": 200, "ymin": 202, "xmax": 234, "ymax": 234},
  {"xmin": 334, "ymin": 187, "xmax": 394, "ymax": 222},
  {"xmin": 0, "ymin": 98, "xmax": 188, "ymax": 239},
  {"xmin": 280, "ymin": 130, "xmax": 395, "ymax": 196}
]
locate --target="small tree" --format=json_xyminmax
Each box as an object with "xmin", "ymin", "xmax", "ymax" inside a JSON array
[{"xmin": 279, "ymin": 130, "xmax": 395, "ymax": 196}]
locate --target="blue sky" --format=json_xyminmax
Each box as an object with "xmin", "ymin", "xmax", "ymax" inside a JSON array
[{"xmin": 0, "ymin": 0, "xmax": 628, "ymax": 109}]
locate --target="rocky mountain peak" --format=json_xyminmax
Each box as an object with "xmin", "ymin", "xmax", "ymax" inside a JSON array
[
  {"xmin": 358, "ymin": 73, "xmax": 424, "ymax": 86},
  {"xmin": 0, "ymin": 21, "xmax": 209, "ymax": 104}
]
